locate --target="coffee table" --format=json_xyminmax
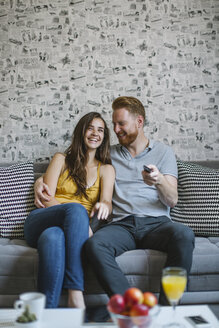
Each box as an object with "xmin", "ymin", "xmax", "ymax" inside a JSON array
[
  {"xmin": 0, "ymin": 305, "xmax": 218, "ymax": 328},
  {"xmin": 85, "ymin": 305, "xmax": 218, "ymax": 328},
  {"xmin": 0, "ymin": 308, "xmax": 83, "ymax": 328},
  {"xmin": 153, "ymin": 305, "xmax": 219, "ymax": 328}
]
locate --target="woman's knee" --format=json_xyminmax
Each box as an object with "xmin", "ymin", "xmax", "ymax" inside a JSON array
[
  {"xmin": 38, "ymin": 227, "xmax": 64, "ymax": 248},
  {"xmin": 63, "ymin": 203, "xmax": 89, "ymax": 225}
]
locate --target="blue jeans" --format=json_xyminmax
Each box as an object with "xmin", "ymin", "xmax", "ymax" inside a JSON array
[{"xmin": 24, "ymin": 203, "xmax": 89, "ymax": 308}]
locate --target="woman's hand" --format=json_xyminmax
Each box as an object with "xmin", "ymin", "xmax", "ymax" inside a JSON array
[
  {"xmin": 34, "ymin": 176, "xmax": 51, "ymax": 208},
  {"xmin": 90, "ymin": 201, "xmax": 110, "ymax": 220}
]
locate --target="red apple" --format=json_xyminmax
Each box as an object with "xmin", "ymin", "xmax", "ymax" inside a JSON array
[
  {"xmin": 124, "ymin": 288, "xmax": 144, "ymax": 308},
  {"xmin": 130, "ymin": 304, "xmax": 150, "ymax": 327},
  {"xmin": 130, "ymin": 304, "xmax": 149, "ymax": 317},
  {"xmin": 142, "ymin": 292, "xmax": 158, "ymax": 308},
  {"xmin": 107, "ymin": 294, "xmax": 125, "ymax": 314}
]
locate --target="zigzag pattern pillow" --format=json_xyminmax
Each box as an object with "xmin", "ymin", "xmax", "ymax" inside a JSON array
[
  {"xmin": 170, "ymin": 160, "xmax": 219, "ymax": 236},
  {"xmin": 0, "ymin": 162, "xmax": 36, "ymax": 239}
]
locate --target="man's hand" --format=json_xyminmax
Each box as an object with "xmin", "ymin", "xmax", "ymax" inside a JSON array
[
  {"xmin": 34, "ymin": 176, "xmax": 51, "ymax": 208},
  {"xmin": 142, "ymin": 164, "xmax": 178, "ymax": 207},
  {"xmin": 142, "ymin": 165, "xmax": 160, "ymax": 186},
  {"xmin": 90, "ymin": 201, "xmax": 110, "ymax": 220}
]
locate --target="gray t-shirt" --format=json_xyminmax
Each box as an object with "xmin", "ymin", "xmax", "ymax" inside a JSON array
[{"xmin": 110, "ymin": 140, "xmax": 178, "ymax": 221}]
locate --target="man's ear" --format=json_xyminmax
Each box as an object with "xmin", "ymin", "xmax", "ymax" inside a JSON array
[{"xmin": 137, "ymin": 115, "xmax": 144, "ymax": 128}]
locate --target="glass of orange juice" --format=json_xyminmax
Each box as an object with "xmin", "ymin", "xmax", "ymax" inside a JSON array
[{"xmin": 162, "ymin": 267, "xmax": 187, "ymax": 327}]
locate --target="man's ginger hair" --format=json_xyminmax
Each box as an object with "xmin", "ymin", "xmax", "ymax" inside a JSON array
[{"xmin": 112, "ymin": 96, "xmax": 146, "ymax": 122}]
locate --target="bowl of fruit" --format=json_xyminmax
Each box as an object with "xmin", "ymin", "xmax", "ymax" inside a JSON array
[{"xmin": 107, "ymin": 288, "xmax": 159, "ymax": 328}]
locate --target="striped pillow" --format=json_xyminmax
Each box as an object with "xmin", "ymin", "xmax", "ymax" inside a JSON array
[
  {"xmin": 170, "ymin": 160, "xmax": 219, "ymax": 236},
  {"xmin": 0, "ymin": 162, "xmax": 36, "ymax": 239}
]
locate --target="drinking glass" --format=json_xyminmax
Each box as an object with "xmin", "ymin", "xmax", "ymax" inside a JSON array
[{"xmin": 162, "ymin": 267, "xmax": 187, "ymax": 328}]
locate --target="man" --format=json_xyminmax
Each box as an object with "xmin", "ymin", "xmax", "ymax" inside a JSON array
[{"xmin": 35, "ymin": 96, "xmax": 195, "ymax": 305}]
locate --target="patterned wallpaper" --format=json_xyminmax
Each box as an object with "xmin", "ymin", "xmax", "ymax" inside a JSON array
[{"xmin": 0, "ymin": 0, "xmax": 218, "ymax": 162}]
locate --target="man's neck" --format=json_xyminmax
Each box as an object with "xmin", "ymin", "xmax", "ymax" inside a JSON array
[{"xmin": 125, "ymin": 134, "xmax": 149, "ymax": 158}]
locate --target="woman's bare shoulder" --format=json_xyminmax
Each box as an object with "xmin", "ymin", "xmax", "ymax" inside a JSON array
[
  {"xmin": 52, "ymin": 152, "xmax": 65, "ymax": 162},
  {"xmin": 53, "ymin": 152, "xmax": 65, "ymax": 159},
  {"xmin": 50, "ymin": 152, "xmax": 66, "ymax": 170},
  {"xmin": 99, "ymin": 163, "xmax": 115, "ymax": 176}
]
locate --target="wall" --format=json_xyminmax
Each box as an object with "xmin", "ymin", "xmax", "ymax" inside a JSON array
[{"xmin": 0, "ymin": 0, "xmax": 218, "ymax": 162}]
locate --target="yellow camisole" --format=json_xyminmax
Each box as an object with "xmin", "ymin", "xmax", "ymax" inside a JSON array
[{"xmin": 55, "ymin": 162, "xmax": 101, "ymax": 215}]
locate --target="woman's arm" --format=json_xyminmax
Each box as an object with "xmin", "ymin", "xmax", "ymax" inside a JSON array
[
  {"xmin": 34, "ymin": 176, "xmax": 51, "ymax": 208},
  {"xmin": 90, "ymin": 164, "xmax": 115, "ymax": 220},
  {"xmin": 41, "ymin": 152, "xmax": 66, "ymax": 208}
]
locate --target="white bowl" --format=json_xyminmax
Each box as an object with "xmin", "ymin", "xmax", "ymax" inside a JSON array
[{"xmin": 108, "ymin": 305, "xmax": 160, "ymax": 328}]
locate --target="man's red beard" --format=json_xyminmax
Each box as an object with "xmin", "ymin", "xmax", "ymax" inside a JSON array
[{"xmin": 117, "ymin": 130, "xmax": 138, "ymax": 147}]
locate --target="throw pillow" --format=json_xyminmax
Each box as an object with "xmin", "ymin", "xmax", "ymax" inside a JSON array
[
  {"xmin": 170, "ymin": 160, "xmax": 219, "ymax": 236},
  {"xmin": 0, "ymin": 161, "xmax": 36, "ymax": 239}
]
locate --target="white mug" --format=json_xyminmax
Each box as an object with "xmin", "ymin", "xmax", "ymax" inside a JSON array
[{"xmin": 14, "ymin": 292, "xmax": 46, "ymax": 321}]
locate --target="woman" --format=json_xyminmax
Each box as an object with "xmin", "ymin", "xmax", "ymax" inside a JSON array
[{"xmin": 24, "ymin": 112, "xmax": 115, "ymax": 309}]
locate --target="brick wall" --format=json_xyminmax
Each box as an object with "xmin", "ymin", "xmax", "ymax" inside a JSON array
[{"xmin": 0, "ymin": 0, "xmax": 218, "ymax": 162}]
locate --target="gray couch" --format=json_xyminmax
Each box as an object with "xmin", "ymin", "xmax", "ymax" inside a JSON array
[{"xmin": 0, "ymin": 161, "xmax": 219, "ymax": 308}]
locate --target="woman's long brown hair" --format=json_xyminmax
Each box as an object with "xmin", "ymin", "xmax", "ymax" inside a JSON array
[{"xmin": 64, "ymin": 112, "xmax": 111, "ymax": 199}]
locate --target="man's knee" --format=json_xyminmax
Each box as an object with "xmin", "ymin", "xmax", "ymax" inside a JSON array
[
  {"xmin": 171, "ymin": 222, "xmax": 195, "ymax": 247},
  {"xmin": 84, "ymin": 236, "xmax": 98, "ymax": 255},
  {"xmin": 84, "ymin": 233, "xmax": 108, "ymax": 257}
]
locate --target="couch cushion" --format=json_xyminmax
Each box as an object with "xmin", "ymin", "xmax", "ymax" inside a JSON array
[
  {"xmin": 84, "ymin": 237, "xmax": 219, "ymax": 296},
  {"xmin": 170, "ymin": 160, "xmax": 219, "ymax": 236},
  {"xmin": 0, "ymin": 238, "xmax": 38, "ymax": 295},
  {"xmin": 188, "ymin": 237, "xmax": 219, "ymax": 292},
  {"xmin": 84, "ymin": 248, "xmax": 167, "ymax": 294},
  {"xmin": 0, "ymin": 162, "xmax": 36, "ymax": 239}
]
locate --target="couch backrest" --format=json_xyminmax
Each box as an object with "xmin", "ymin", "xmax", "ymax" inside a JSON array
[
  {"xmin": 33, "ymin": 163, "xmax": 49, "ymax": 181},
  {"xmin": 0, "ymin": 161, "xmax": 218, "ymax": 181},
  {"xmin": 188, "ymin": 161, "xmax": 219, "ymax": 169}
]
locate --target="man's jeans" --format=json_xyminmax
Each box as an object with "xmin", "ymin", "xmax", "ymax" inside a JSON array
[
  {"xmin": 84, "ymin": 215, "xmax": 195, "ymax": 305},
  {"xmin": 24, "ymin": 203, "xmax": 89, "ymax": 308}
]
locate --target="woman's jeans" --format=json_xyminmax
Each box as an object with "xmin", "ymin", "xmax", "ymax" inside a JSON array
[{"xmin": 24, "ymin": 203, "xmax": 89, "ymax": 308}]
